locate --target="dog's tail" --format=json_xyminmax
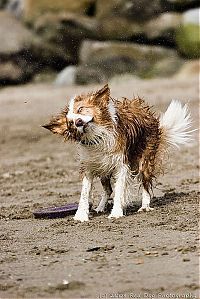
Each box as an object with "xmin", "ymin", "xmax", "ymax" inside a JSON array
[{"xmin": 159, "ymin": 100, "xmax": 194, "ymax": 149}]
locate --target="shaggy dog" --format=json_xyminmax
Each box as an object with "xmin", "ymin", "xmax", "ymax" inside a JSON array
[{"xmin": 43, "ymin": 84, "xmax": 193, "ymax": 222}]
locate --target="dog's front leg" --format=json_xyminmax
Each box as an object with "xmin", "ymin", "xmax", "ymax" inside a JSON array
[
  {"xmin": 74, "ymin": 174, "xmax": 93, "ymax": 222},
  {"xmin": 108, "ymin": 165, "xmax": 127, "ymax": 219}
]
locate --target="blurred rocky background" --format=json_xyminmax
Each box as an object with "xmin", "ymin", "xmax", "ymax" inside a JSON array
[{"xmin": 0, "ymin": 0, "xmax": 199, "ymax": 86}]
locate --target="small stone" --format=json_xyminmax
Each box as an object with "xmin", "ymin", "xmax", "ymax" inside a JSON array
[
  {"xmin": 183, "ymin": 257, "xmax": 190, "ymax": 262},
  {"xmin": 145, "ymin": 251, "xmax": 158, "ymax": 256},
  {"xmin": 134, "ymin": 258, "xmax": 144, "ymax": 265},
  {"xmin": 2, "ymin": 173, "xmax": 10, "ymax": 179},
  {"xmin": 161, "ymin": 252, "xmax": 169, "ymax": 255}
]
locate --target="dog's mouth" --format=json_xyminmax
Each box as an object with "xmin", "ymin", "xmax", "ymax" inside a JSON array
[{"xmin": 75, "ymin": 119, "xmax": 93, "ymax": 134}]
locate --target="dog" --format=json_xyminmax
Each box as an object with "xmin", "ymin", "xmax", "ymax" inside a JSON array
[{"xmin": 43, "ymin": 84, "xmax": 193, "ymax": 222}]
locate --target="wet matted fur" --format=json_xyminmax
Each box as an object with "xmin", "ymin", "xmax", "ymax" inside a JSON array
[{"xmin": 43, "ymin": 84, "xmax": 193, "ymax": 221}]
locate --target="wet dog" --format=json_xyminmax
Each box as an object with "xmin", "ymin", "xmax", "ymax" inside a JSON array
[{"xmin": 43, "ymin": 84, "xmax": 193, "ymax": 222}]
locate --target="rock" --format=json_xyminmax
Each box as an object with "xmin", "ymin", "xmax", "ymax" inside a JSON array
[
  {"xmin": 88, "ymin": 13, "xmax": 181, "ymax": 46},
  {"xmin": 55, "ymin": 65, "xmax": 106, "ymax": 86},
  {"xmin": 0, "ymin": 0, "xmax": 8, "ymax": 9},
  {"xmin": 95, "ymin": 16, "xmax": 143, "ymax": 40},
  {"xmin": 0, "ymin": 61, "xmax": 25, "ymax": 84},
  {"xmin": 174, "ymin": 60, "xmax": 200, "ymax": 79},
  {"xmin": 75, "ymin": 66, "xmax": 106, "ymax": 85},
  {"xmin": 0, "ymin": 11, "xmax": 33, "ymax": 54},
  {"xmin": 23, "ymin": 0, "xmax": 96, "ymax": 23},
  {"xmin": 80, "ymin": 40, "xmax": 178, "ymax": 79},
  {"xmin": 34, "ymin": 12, "xmax": 98, "ymax": 65},
  {"xmin": 0, "ymin": 11, "xmax": 69, "ymax": 85},
  {"xmin": 96, "ymin": 0, "xmax": 166, "ymax": 22},
  {"xmin": 144, "ymin": 57, "xmax": 184, "ymax": 78},
  {"xmin": 176, "ymin": 24, "xmax": 200, "ymax": 58},
  {"xmin": 165, "ymin": 0, "xmax": 200, "ymax": 12},
  {"xmin": 144, "ymin": 12, "xmax": 182, "ymax": 44},
  {"xmin": 182, "ymin": 7, "xmax": 199, "ymax": 24},
  {"xmin": 175, "ymin": 9, "xmax": 200, "ymax": 58}
]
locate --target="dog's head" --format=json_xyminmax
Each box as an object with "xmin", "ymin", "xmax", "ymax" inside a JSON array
[{"xmin": 43, "ymin": 84, "xmax": 117, "ymax": 145}]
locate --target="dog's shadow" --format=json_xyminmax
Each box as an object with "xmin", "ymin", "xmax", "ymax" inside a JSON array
[{"xmin": 91, "ymin": 192, "xmax": 186, "ymax": 217}]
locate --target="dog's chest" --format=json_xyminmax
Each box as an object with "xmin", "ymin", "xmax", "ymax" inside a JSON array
[{"xmin": 78, "ymin": 146, "xmax": 121, "ymax": 177}]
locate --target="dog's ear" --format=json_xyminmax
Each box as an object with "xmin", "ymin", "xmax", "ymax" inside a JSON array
[
  {"xmin": 42, "ymin": 107, "xmax": 68, "ymax": 136},
  {"xmin": 93, "ymin": 84, "xmax": 110, "ymax": 104}
]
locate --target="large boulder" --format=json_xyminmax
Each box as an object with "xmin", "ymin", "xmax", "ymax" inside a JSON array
[
  {"xmin": 34, "ymin": 12, "xmax": 143, "ymax": 45},
  {"xmin": 95, "ymin": 17, "xmax": 143, "ymax": 40},
  {"xmin": 144, "ymin": 56, "xmax": 184, "ymax": 78},
  {"xmin": 23, "ymin": 0, "xmax": 96, "ymax": 23},
  {"xmin": 0, "ymin": 0, "xmax": 8, "ymax": 9},
  {"xmin": 143, "ymin": 12, "xmax": 182, "ymax": 45},
  {"xmin": 79, "ymin": 40, "xmax": 179, "ymax": 80},
  {"xmin": 55, "ymin": 41, "xmax": 181, "ymax": 85},
  {"xmin": 0, "ymin": 11, "xmax": 69, "ymax": 85},
  {"xmin": 175, "ymin": 8, "xmax": 200, "ymax": 58},
  {"xmin": 33, "ymin": 12, "xmax": 98, "ymax": 64},
  {"xmin": 96, "ymin": 0, "xmax": 167, "ymax": 22},
  {"xmin": 0, "ymin": 61, "xmax": 25, "ymax": 85}
]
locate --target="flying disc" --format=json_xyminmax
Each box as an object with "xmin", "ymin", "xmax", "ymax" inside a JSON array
[{"xmin": 33, "ymin": 203, "xmax": 79, "ymax": 219}]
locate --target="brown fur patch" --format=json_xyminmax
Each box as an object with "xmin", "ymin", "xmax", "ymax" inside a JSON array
[{"xmin": 112, "ymin": 97, "xmax": 162, "ymax": 192}]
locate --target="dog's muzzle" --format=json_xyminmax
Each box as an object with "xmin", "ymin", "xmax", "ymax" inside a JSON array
[
  {"xmin": 75, "ymin": 118, "xmax": 85, "ymax": 128},
  {"xmin": 67, "ymin": 112, "xmax": 93, "ymax": 133}
]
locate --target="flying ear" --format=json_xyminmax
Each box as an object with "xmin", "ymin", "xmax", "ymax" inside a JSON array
[
  {"xmin": 42, "ymin": 107, "xmax": 68, "ymax": 136},
  {"xmin": 94, "ymin": 84, "xmax": 110, "ymax": 104}
]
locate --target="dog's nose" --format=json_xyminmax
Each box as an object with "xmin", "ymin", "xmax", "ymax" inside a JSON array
[{"xmin": 75, "ymin": 118, "xmax": 84, "ymax": 127}]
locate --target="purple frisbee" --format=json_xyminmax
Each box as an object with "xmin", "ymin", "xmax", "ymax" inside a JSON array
[{"xmin": 33, "ymin": 203, "xmax": 79, "ymax": 219}]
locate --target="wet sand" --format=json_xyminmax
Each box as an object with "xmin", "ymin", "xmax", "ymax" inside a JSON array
[{"xmin": 0, "ymin": 76, "xmax": 199, "ymax": 298}]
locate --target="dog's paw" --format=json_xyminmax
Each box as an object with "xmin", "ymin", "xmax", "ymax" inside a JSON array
[
  {"xmin": 74, "ymin": 210, "xmax": 89, "ymax": 222},
  {"xmin": 137, "ymin": 206, "xmax": 154, "ymax": 212},
  {"xmin": 95, "ymin": 205, "xmax": 105, "ymax": 213},
  {"xmin": 94, "ymin": 208, "xmax": 104, "ymax": 213},
  {"xmin": 108, "ymin": 208, "xmax": 123, "ymax": 219}
]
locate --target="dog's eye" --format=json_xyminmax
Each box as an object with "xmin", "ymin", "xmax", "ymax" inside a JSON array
[{"xmin": 77, "ymin": 107, "xmax": 83, "ymax": 113}]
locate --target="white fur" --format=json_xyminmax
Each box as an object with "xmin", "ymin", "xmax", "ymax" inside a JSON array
[
  {"xmin": 68, "ymin": 97, "xmax": 75, "ymax": 114},
  {"xmin": 138, "ymin": 188, "xmax": 154, "ymax": 212},
  {"xmin": 108, "ymin": 165, "xmax": 127, "ymax": 218},
  {"xmin": 95, "ymin": 191, "xmax": 109, "ymax": 213},
  {"xmin": 79, "ymin": 125, "xmax": 118, "ymax": 176},
  {"xmin": 108, "ymin": 100, "xmax": 117, "ymax": 123},
  {"xmin": 160, "ymin": 100, "xmax": 193, "ymax": 148},
  {"xmin": 74, "ymin": 176, "xmax": 93, "ymax": 222}
]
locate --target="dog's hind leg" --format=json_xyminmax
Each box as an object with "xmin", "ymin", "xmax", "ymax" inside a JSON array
[
  {"xmin": 95, "ymin": 176, "xmax": 112, "ymax": 213},
  {"xmin": 138, "ymin": 187, "xmax": 154, "ymax": 212},
  {"xmin": 138, "ymin": 161, "xmax": 155, "ymax": 212}
]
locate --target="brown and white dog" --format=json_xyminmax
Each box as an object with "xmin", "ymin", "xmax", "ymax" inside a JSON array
[{"xmin": 43, "ymin": 84, "xmax": 193, "ymax": 222}]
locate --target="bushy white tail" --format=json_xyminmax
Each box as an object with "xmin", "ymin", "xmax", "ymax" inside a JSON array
[{"xmin": 160, "ymin": 100, "xmax": 193, "ymax": 148}]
